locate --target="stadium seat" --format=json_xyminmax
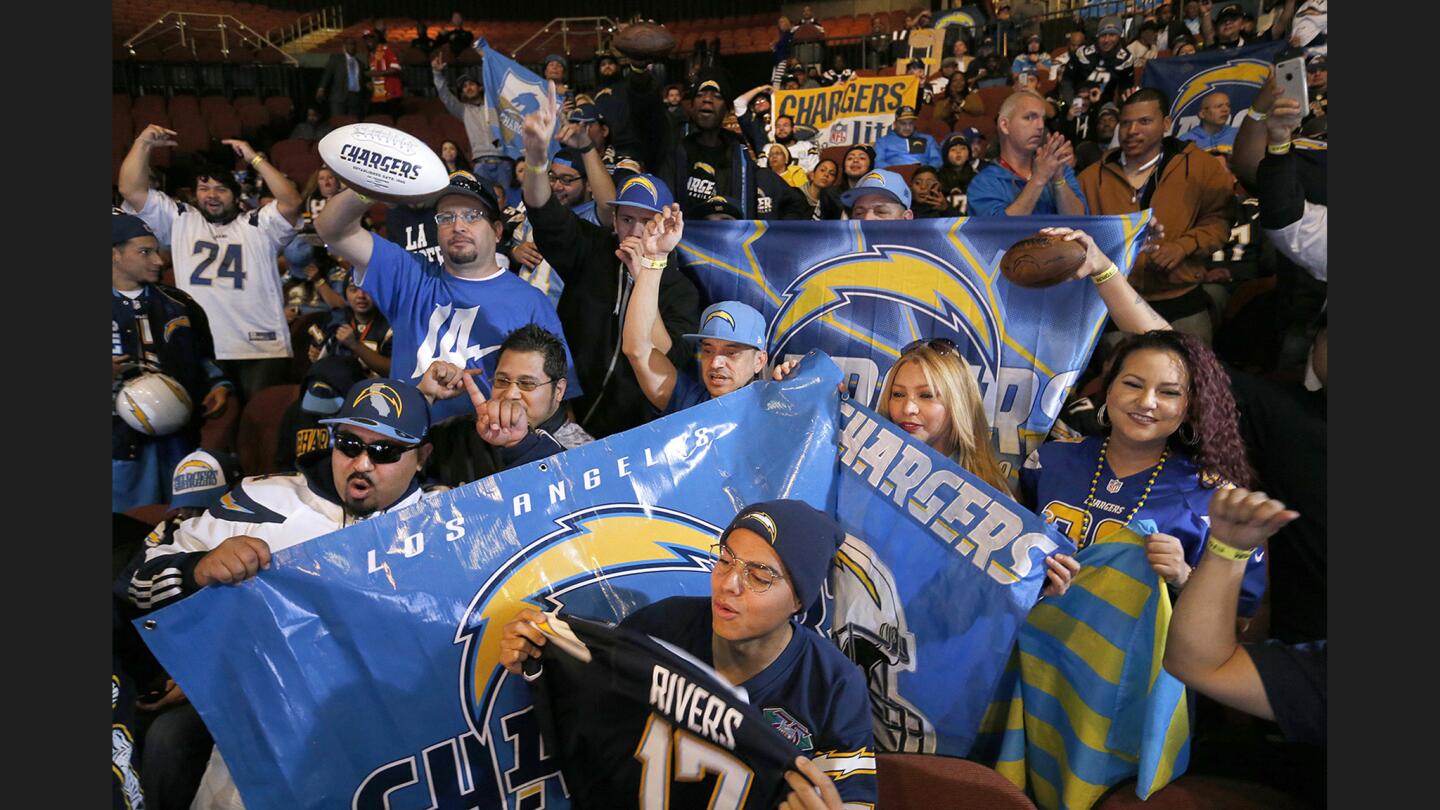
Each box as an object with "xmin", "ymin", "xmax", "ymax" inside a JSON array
[
  {"xmin": 363, "ymin": 113, "xmax": 395, "ymax": 127},
  {"xmin": 883, "ymin": 163, "xmax": 921, "ymax": 186},
  {"xmin": 916, "ymin": 117, "xmax": 951, "ymax": 142},
  {"xmin": 237, "ymin": 104, "xmax": 270, "ymax": 136},
  {"xmin": 236, "ymin": 384, "xmax": 300, "ymax": 477},
  {"xmin": 953, "ymin": 111, "xmax": 996, "ymax": 143},
  {"xmin": 977, "ymin": 85, "xmax": 1015, "ymax": 113},
  {"xmin": 329, "ymin": 114, "xmax": 359, "ymax": 129},
  {"xmin": 200, "ymin": 387, "xmax": 241, "ymax": 454},
  {"xmin": 207, "ymin": 110, "xmax": 243, "ymax": 140},
  {"xmin": 132, "ymin": 94, "xmax": 168, "ymax": 122},
  {"xmin": 877, "ymin": 754, "xmax": 1036, "ymax": 810},
  {"xmin": 396, "ymin": 113, "xmax": 430, "ymax": 138},
  {"xmin": 200, "ymin": 95, "xmax": 232, "ymax": 118},
  {"xmin": 1094, "ymin": 775, "xmax": 1313, "ymax": 809},
  {"xmin": 263, "ymin": 94, "xmax": 294, "ymax": 124},
  {"xmin": 114, "ymin": 93, "xmax": 133, "ymax": 113},
  {"xmin": 168, "ymin": 94, "xmax": 200, "ymax": 119}
]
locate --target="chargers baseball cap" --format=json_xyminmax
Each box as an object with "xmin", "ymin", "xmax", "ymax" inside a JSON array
[
  {"xmin": 437, "ymin": 170, "xmax": 501, "ymax": 220},
  {"xmin": 112, "ymin": 213, "xmax": 155, "ymax": 245},
  {"xmin": 319, "ymin": 378, "xmax": 431, "ymax": 445},
  {"xmin": 1216, "ymin": 3, "xmax": 1245, "ymax": 21},
  {"xmin": 689, "ymin": 195, "xmax": 743, "ymax": 220},
  {"xmin": 721, "ymin": 499, "xmax": 844, "ymax": 612},
  {"xmin": 840, "ymin": 169, "xmax": 912, "ymax": 210},
  {"xmin": 606, "ymin": 172, "xmax": 674, "ymax": 215},
  {"xmin": 957, "ymin": 126, "xmax": 984, "ymax": 145},
  {"xmin": 568, "ymin": 101, "xmax": 604, "ymax": 124},
  {"xmin": 894, "ymin": 105, "xmax": 919, "ymax": 121},
  {"xmin": 684, "ymin": 301, "xmax": 766, "ymax": 351},
  {"xmin": 170, "ymin": 449, "xmax": 244, "ymax": 510}
]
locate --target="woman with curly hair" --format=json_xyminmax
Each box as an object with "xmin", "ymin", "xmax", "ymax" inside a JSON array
[
  {"xmin": 438, "ymin": 139, "xmax": 470, "ymax": 174},
  {"xmin": 1018, "ymin": 304, "xmax": 1266, "ymax": 615}
]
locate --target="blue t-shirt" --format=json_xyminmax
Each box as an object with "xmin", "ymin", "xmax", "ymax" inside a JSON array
[
  {"xmin": 1178, "ymin": 125, "xmax": 1238, "ymax": 155},
  {"xmin": 359, "ymin": 234, "xmax": 582, "ymax": 423},
  {"xmin": 966, "ymin": 161, "xmax": 1088, "ymax": 216},
  {"xmin": 1019, "ymin": 434, "xmax": 1267, "ymax": 616},
  {"xmin": 662, "ymin": 371, "xmax": 712, "ymax": 416},
  {"xmin": 622, "ymin": 596, "xmax": 878, "ymax": 806}
]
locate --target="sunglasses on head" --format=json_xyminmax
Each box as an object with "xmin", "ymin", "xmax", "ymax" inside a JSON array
[
  {"xmin": 900, "ymin": 337, "xmax": 959, "ymax": 357},
  {"xmin": 331, "ymin": 429, "xmax": 414, "ymax": 464}
]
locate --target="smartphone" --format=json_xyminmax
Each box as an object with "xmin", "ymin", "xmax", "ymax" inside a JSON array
[{"xmin": 1273, "ymin": 57, "xmax": 1308, "ymax": 106}]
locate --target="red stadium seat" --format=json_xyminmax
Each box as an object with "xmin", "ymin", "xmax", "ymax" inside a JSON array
[
  {"xmin": 168, "ymin": 95, "xmax": 201, "ymax": 119},
  {"xmin": 1094, "ymin": 776, "xmax": 1312, "ymax": 810},
  {"xmin": 396, "ymin": 113, "xmax": 430, "ymax": 137},
  {"xmin": 977, "ymin": 84, "xmax": 1015, "ymax": 113},
  {"xmin": 207, "ymin": 110, "xmax": 243, "ymax": 140},
  {"xmin": 329, "ymin": 114, "xmax": 359, "ymax": 129},
  {"xmin": 114, "ymin": 93, "xmax": 133, "ymax": 113},
  {"xmin": 238, "ymin": 105, "xmax": 270, "ymax": 136},
  {"xmin": 362, "ymin": 113, "xmax": 395, "ymax": 127},
  {"xmin": 132, "ymin": 94, "xmax": 168, "ymax": 123},
  {"xmin": 236, "ymin": 384, "xmax": 300, "ymax": 477},
  {"xmin": 953, "ymin": 111, "xmax": 996, "ymax": 143},
  {"xmin": 877, "ymin": 754, "xmax": 1036, "ymax": 810},
  {"xmin": 200, "ymin": 386, "xmax": 241, "ymax": 454},
  {"xmin": 263, "ymin": 95, "xmax": 295, "ymax": 124},
  {"xmin": 233, "ymin": 94, "xmax": 263, "ymax": 111},
  {"xmin": 200, "ymin": 95, "xmax": 233, "ymax": 118},
  {"xmin": 915, "ymin": 117, "xmax": 951, "ymax": 142}
]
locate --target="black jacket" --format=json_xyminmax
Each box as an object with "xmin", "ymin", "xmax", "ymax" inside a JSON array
[
  {"xmin": 526, "ymin": 195, "xmax": 700, "ymax": 439},
  {"xmin": 657, "ymin": 127, "xmax": 811, "ymax": 221}
]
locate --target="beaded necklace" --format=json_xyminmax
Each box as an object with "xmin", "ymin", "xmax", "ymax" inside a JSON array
[{"xmin": 1081, "ymin": 437, "xmax": 1168, "ymax": 545}]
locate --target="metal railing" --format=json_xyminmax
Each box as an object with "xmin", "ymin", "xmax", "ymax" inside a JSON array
[
  {"xmin": 122, "ymin": 11, "xmax": 300, "ymax": 65},
  {"xmin": 510, "ymin": 17, "xmax": 620, "ymax": 60},
  {"xmin": 265, "ymin": 5, "xmax": 345, "ymax": 49}
]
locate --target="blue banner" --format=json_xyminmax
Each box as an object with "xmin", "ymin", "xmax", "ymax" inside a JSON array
[
  {"xmin": 827, "ymin": 398, "xmax": 1075, "ymax": 756},
  {"xmin": 678, "ymin": 215, "xmax": 1149, "ymax": 484},
  {"xmin": 478, "ymin": 38, "xmax": 559, "ymax": 161},
  {"xmin": 139, "ymin": 356, "xmax": 845, "ymax": 810},
  {"xmin": 1141, "ymin": 39, "xmax": 1287, "ymax": 137}
]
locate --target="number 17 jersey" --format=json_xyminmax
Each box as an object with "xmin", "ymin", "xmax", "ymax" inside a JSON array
[{"xmin": 126, "ymin": 190, "xmax": 296, "ymax": 360}]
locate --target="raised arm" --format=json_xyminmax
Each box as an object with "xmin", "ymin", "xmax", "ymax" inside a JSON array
[
  {"xmin": 557, "ymin": 121, "xmax": 616, "ymax": 228},
  {"xmin": 1164, "ymin": 487, "xmax": 1299, "ymax": 719},
  {"xmin": 1041, "ymin": 226, "xmax": 1171, "ymax": 334},
  {"xmin": 223, "ymin": 139, "xmax": 302, "ymax": 224},
  {"xmin": 314, "ymin": 189, "xmax": 376, "ymax": 273},
  {"xmin": 620, "ymin": 205, "xmax": 685, "ymax": 411},
  {"xmin": 521, "ymin": 80, "xmax": 559, "ymax": 211},
  {"xmin": 431, "ymin": 51, "xmax": 465, "ymax": 118},
  {"xmin": 119, "ymin": 124, "xmax": 176, "ymax": 211}
]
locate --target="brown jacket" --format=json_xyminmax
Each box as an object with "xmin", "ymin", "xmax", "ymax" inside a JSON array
[{"xmin": 1077, "ymin": 138, "xmax": 1235, "ymax": 299}]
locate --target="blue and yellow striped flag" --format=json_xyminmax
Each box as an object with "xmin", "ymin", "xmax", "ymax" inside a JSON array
[{"xmin": 971, "ymin": 521, "xmax": 1190, "ymax": 810}]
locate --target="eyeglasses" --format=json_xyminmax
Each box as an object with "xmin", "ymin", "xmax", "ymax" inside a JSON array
[
  {"xmin": 901, "ymin": 337, "xmax": 959, "ymax": 357},
  {"xmin": 710, "ymin": 543, "xmax": 787, "ymax": 594},
  {"xmin": 492, "ymin": 375, "xmax": 557, "ymax": 393},
  {"xmin": 548, "ymin": 172, "xmax": 583, "ymax": 185},
  {"xmin": 331, "ymin": 429, "xmax": 414, "ymax": 464},
  {"xmin": 433, "ymin": 209, "xmax": 491, "ymax": 226}
]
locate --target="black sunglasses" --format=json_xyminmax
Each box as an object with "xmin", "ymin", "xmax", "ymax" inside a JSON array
[
  {"xmin": 331, "ymin": 429, "xmax": 414, "ymax": 464},
  {"xmin": 900, "ymin": 337, "xmax": 959, "ymax": 357}
]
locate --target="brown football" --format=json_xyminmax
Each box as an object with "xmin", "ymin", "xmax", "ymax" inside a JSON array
[
  {"xmin": 612, "ymin": 22, "xmax": 676, "ymax": 59},
  {"xmin": 792, "ymin": 23, "xmax": 825, "ymax": 43},
  {"xmin": 999, "ymin": 233, "xmax": 1088, "ymax": 288}
]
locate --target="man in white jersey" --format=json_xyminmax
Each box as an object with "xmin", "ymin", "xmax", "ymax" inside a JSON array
[{"xmin": 119, "ymin": 125, "xmax": 304, "ymax": 398}]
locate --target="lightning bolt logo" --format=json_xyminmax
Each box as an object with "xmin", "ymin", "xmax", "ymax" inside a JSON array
[
  {"xmin": 704, "ymin": 310, "xmax": 736, "ymax": 330},
  {"xmin": 124, "ymin": 393, "xmax": 156, "ymax": 435},
  {"xmin": 768, "ymin": 244, "xmax": 1000, "ymax": 373},
  {"xmin": 1171, "ymin": 59, "xmax": 1274, "ymax": 122}
]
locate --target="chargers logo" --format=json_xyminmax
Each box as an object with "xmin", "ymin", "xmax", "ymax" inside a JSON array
[
  {"xmin": 619, "ymin": 175, "xmax": 659, "ymax": 205},
  {"xmin": 769, "ymin": 244, "xmax": 1001, "ymax": 376},
  {"xmin": 704, "ymin": 309, "xmax": 736, "ymax": 330},
  {"xmin": 162, "ymin": 316, "xmax": 190, "ymax": 340},
  {"xmin": 498, "ymin": 70, "xmax": 547, "ymax": 135},
  {"xmin": 452, "ymin": 505, "xmax": 722, "ymax": 809},
  {"xmin": 353, "ymin": 383, "xmax": 403, "ymax": 417},
  {"xmin": 1170, "ymin": 58, "xmax": 1274, "ymax": 124}
]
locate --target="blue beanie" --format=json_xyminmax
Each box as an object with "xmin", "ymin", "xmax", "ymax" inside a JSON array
[{"xmin": 722, "ymin": 499, "xmax": 843, "ymax": 611}]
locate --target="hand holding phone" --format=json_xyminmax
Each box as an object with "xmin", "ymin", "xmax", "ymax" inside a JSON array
[{"xmin": 1272, "ymin": 57, "xmax": 1308, "ymax": 107}]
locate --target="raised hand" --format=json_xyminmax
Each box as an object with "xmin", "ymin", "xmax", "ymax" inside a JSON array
[
  {"xmin": 640, "ymin": 204, "xmax": 684, "ymax": 257},
  {"xmin": 1039, "ymin": 226, "xmax": 1114, "ymax": 280},
  {"xmin": 463, "ymin": 372, "xmax": 530, "ymax": 448},
  {"xmin": 417, "ymin": 360, "xmax": 475, "ymax": 401},
  {"xmin": 520, "ymin": 80, "xmax": 559, "ymax": 165},
  {"xmin": 135, "ymin": 124, "xmax": 178, "ymax": 148},
  {"xmin": 1266, "ymin": 97, "xmax": 1305, "ymax": 144},
  {"xmin": 221, "ymin": 138, "xmax": 258, "ymax": 163},
  {"xmin": 556, "ymin": 121, "xmax": 592, "ymax": 150},
  {"xmin": 1207, "ymin": 488, "xmax": 1300, "ymax": 552}
]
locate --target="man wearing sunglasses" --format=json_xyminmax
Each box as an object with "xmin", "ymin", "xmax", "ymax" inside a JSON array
[
  {"xmin": 316, "ymin": 170, "xmax": 581, "ymax": 425},
  {"xmin": 500, "ymin": 499, "xmax": 876, "ymax": 808}
]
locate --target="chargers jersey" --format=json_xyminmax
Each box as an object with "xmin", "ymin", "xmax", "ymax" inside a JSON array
[
  {"xmin": 529, "ymin": 611, "xmax": 875, "ymax": 809},
  {"xmin": 1020, "ymin": 435, "xmax": 1267, "ymax": 616},
  {"xmin": 125, "ymin": 190, "xmax": 297, "ymax": 360}
]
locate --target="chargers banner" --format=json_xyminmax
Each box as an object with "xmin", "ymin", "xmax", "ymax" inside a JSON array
[
  {"xmin": 1141, "ymin": 39, "xmax": 1286, "ymax": 137},
  {"xmin": 138, "ymin": 357, "xmax": 845, "ymax": 810},
  {"xmin": 827, "ymin": 398, "xmax": 1075, "ymax": 756},
  {"xmin": 478, "ymin": 38, "xmax": 559, "ymax": 161},
  {"xmin": 678, "ymin": 215, "xmax": 1149, "ymax": 483},
  {"xmin": 971, "ymin": 521, "xmax": 1190, "ymax": 810},
  {"xmin": 773, "ymin": 75, "xmax": 920, "ymax": 147}
]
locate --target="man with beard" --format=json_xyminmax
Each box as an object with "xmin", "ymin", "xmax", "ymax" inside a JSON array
[
  {"xmin": 432, "ymin": 50, "xmax": 507, "ymax": 192},
  {"xmin": 592, "ymin": 53, "xmax": 669, "ymax": 169},
  {"xmin": 966, "ymin": 91, "xmax": 1086, "ymax": 216},
  {"xmin": 1074, "ymin": 101, "xmax": 1119, "ymax": 173},
  {"xmin": 120, "ymin": 377, "xmax": 434, "ymax": 808},
  {"xmin": 315, "ymin": 170, "xmax": 581, "ymax": 424},
  {"xmin": 657, "ymin": 73, "xmax": 811, "ymax": 221},
  {"xmin": 772, "ymin": 114, "xmax": 819, "ymax": 173},
  {"xmin": 119, "ymin": 127, "xmax": 302, "ymax": 399}
]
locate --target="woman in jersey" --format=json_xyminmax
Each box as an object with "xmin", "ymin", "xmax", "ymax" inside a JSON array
[
  {"xmin": 818, "ymin": 145, "xmax": 875, "ymax": 220},
  {"xmin": 1018, "ymin": 292, "xmax": 1267, "ymax": 615},
  {"xmin": 501, "ymin": 500, "xmax": 875, "ymax": 809}
]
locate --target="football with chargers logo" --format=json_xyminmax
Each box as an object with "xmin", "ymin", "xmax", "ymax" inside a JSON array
[
  {"xmin": 116, "ymin": 371, "xmax": 194, "ymax": 436},
  {"xmin": 318, "ymin": 123, "xmax": 450, "ymax": 205}
]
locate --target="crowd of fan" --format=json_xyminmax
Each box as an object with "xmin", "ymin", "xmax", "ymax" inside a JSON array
[{"xmin": 112, "ymin": 2, "xmax": 1327, "ymax": 808}]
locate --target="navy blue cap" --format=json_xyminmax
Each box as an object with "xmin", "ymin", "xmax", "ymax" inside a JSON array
[
  {"xmin": 688, "ymin": 194, "xmax": 743, "ymax": 220},
  {"xmin": 319, "ymin": 378, "xmax": 431, "ymax": 445},
  {"xmin": 568, "ymin": 101, "xmax": 604, "ymax": 124},
  {"xmin": 957, "ymin": 126, "xmax": 985, "ymax": 145},
  {"xmin": 437, "ymin": 170, "xmax": 501, "ymax": 220},
  {"xmin": 544, "ymin": 53, "xmax": 568, "ymax": 69},
  {"xmin": 840, "ymin": 169, "xmax": 913, "ymax": 210},
  {"xmin": 113, "ymin": 213, "xmax": 155, "ymax": 245},
  {"xmin": 606, "ymin": 173, "xmax": 674, "ymax": 214},
  {"xmin": 302, "ymin": 355, "xmax": 366, "ymax": 415},
  {"xmin": 721, "ymin": 500, "xmax": 844, "ymax": 611},
  {"xmin": 684, "ymin": 301, "xmax": 767, "ymax": 350},
  {"xmin": 170, "ymin": 450, "xmax": 244, "ymax": 510},
  {"xmin": 550, "ymin": 148, "xmax": 586, "ymax": 174}
]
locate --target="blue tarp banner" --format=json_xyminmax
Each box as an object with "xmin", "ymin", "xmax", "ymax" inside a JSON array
[
  {"xmin": 478, "ymin": 38, "xmax": 559, "ymax": 161},
  {"xmin": 677, "ymin": 215, "xmax": 1149, "ymax": 484}
]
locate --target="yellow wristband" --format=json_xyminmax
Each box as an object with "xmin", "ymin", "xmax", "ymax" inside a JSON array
[
  {"xmin": 639, "ymin": 256, "xmax": 668, "ymax": 270},
  {"xmin": 1267, "ymin": 141, "xmax": 1293, "ymax": 155},
  {"xmin": 353, "ymin": 191, "xmax": 373, "ymax": 204},
  {"xmin": 526, "ymin": 162, "xmax": 550, "ymax": 174},
  {"xmin": 250, "ymin": 154, "xmax": 264, "ymax": 167},
  {"xmin": 1206, "ymin": 536, "xmax": 1256, "ymax": 562},
  {"xmin": 1246, "ymin": 108, "xmax": 1269, "ymax": 122},
  {"xmin": 1090, "ymin": 263, "xmax": 1120, "ymax": 286}
]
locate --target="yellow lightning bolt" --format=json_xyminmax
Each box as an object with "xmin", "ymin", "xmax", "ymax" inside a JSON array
[{"xmin": 1173, "ymin": 60, "xmax": 1274, "ymax": 120}]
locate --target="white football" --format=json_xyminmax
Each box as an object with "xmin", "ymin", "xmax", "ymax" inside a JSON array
[{"xmin": 318, "ymin": 123, "xmax": 450, "ymax": 204}]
